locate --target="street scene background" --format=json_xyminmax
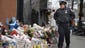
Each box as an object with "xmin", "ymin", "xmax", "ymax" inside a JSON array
[{"xmin": 0, "ymin": 0, "xmax": 85, "ymax": 48}]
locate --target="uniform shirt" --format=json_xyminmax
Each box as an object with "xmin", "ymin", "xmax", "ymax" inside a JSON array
[{"xmin": 54, "ymin": 8, "xmax": 75, "ymax": 24}]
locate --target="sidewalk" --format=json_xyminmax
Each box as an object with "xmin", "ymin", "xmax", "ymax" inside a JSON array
[{"xmin": 49, "ymin": 35, "xmax": 85, "ymax": 48}]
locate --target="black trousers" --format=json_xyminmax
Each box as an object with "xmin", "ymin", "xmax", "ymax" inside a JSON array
[{"xmin": 58, "ymin": 23, "xmax": 70, "ymax": 48}]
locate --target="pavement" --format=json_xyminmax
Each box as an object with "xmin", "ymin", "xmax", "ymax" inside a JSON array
[
  {"xmin": 70, "ymin": 35, "xmax": 85, "ymax": 48},
  {"xmin": 49, "ymin": 35, "xmax": 85, "ymax": 48}
]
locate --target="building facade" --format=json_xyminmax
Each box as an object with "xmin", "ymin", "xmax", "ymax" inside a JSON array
[
  {"xmin": 0, "ymin": 0, "xmax": 17, "ymax": 24},
  {"xmin": 23, "ymin": 0, "xmax": 48, "ymax": 25},
  {"xmin": 0, "ymin": 0, "xmax": 48, "ymax": 25}
]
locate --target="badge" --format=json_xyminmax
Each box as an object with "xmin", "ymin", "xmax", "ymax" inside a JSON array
[{"xmin": 65, "ymin": 10, "xmax": 68, "ymax": 13}]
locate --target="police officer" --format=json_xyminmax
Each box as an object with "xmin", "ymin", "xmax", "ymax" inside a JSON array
[{"xmin": 54, "ymin": 1, "xmax": 75, "ymax": 48}]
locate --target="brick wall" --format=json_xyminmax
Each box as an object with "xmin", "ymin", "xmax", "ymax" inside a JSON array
[{"xmin": 0, "ymin": 0, "xmax": 17, "ymax": 24}]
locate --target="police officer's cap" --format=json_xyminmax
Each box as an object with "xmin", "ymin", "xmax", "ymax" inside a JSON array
[{"xmin": 59, "ymin": 1, "xmax": 67, "ymax": 5}]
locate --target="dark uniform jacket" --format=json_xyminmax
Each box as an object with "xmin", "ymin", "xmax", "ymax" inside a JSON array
[{"xmin": 54, "ymin": 8, "xmax": 75, "ymax": 24}]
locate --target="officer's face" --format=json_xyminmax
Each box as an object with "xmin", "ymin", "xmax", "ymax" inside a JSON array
[{"xmin": 60, "ymin": 4, "xmax": 65, "ymax": 9}]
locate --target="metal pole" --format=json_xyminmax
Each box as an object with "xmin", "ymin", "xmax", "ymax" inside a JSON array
[
  {"xmin": 38, "ymin": 0, "xmax": 41, "ymax": 25},
  {"xmin": 78, "ymin": 0, "xmax": 83, "ymax": 33},
  {"xmin": 79, "ymin": 0, "xmax": 83, "ymax": 28},
  {"xmin": 30, "ymin": 0, "xmax": 32, "ymax": 25},
  {"xmin": 71, "ymin": 0, "xmax": 74, "ymax": 10}
]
